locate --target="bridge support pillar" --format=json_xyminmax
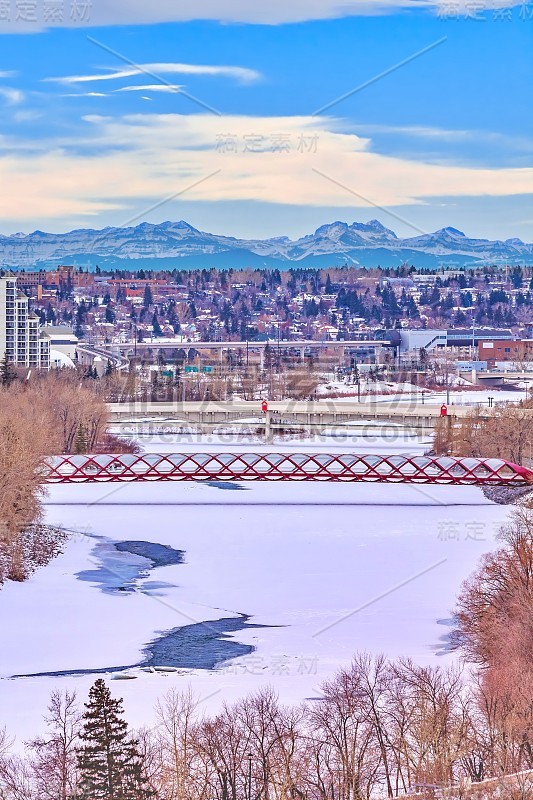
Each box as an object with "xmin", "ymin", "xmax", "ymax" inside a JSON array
[
  {"xmin": 265, "ymin": 410, "xmax": 273, "ymax": 444},
  {"xmin": 339, "ymin": 346, "xmax": 347, "ymax": 366}
]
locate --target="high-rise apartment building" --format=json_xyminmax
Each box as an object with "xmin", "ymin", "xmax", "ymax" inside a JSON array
[{"xmin": 0, "ymin": 276, "xmax": 50, "ymax": 370}]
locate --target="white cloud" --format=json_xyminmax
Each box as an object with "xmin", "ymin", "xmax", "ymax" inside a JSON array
[
  {"xmin": 45, "ymin": 63, "xmax": 260, "ymax": 86},
  {"xmin": 351, "ymin": 124, "xmax": 533, "ymax": 153},
  {"xmin": 114, "ymin": 85, "xmax": 184, "ymax": 93},
  {"xmin": 0, "ymin": 71, "xmax": 18, "ymax": 78},
  {"xmin": 352, "ymin": 124, "xmax": 471, "ymax": 140},
  {"xmin": 0, "ymin": 112, "xmax": 531, "ymax": 224},
  {"xmin": 0, "ymin": 0, "xmax": 523, "ymax": 29},
  {"xmin": 69, "ymin": 0, "xmax": 435, "ymax": 24},
  {"xmin": 63, "ymin": 92, "xmax": 109, "ymax": 97},
  {"xmin": 0, "ymin": 87, "xmax": 24, "ymax": 105}
]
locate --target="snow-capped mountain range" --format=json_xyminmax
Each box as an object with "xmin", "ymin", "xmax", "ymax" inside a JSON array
[{"xmin": 1, "ymin": 219, "xmax": 532, "ymax": 270}]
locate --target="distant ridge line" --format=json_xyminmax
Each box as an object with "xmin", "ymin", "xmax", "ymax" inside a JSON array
[{"xmin": 1, "ymin": 218, "xmax": 532, "ymax": 270}]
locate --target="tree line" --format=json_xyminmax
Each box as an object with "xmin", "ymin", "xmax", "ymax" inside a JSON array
[
  {"xmin": 434, "ymin": 400, "xmax": 533, "ymax": 467},
  {"xmin": 0, "ymin": 371, "xmax": 134, "ymax": 584}
]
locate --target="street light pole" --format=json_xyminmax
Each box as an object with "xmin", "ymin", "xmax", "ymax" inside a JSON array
[
  {"xmin": 277, "ymin": 321, "xmax": 281, "ymax": 372},
  {"xmin": 248, "ymin": 752, "xmax": 252, "ymax": 800}
]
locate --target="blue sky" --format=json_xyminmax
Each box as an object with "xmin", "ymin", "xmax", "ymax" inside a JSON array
[{"xmin": 0, "ymin": 1, "xmax": 531, "ymax": 241}]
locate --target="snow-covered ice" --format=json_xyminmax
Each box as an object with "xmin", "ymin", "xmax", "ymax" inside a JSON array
[
  {"xmin": 318, "ymin": 381, "xmax": 528, "ymax": 407},
  {"xmin": 0, "ymin": 430, "xmax": 514, "ymax": 744}
]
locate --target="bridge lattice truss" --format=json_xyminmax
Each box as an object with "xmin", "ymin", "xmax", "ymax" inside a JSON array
[{"xmin": 46, "ymin": 453, "xmax": 533, "ymax": 486}]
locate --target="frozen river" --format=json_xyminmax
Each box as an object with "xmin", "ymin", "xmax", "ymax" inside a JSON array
[{"xmin": 0, "ymin": 430, "xmax": 513, "ymax": 742}]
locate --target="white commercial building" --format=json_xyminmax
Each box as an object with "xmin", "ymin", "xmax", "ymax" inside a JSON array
[
  {"xmin": 41, "ymin": 326, "xmax": 79, "ymax": 362},
  {"xmin": 0, "ymin": 276, "xmax": 50, "ymax": 369},
  {"xmin": 398, "ymin": 329, "xmax": 448, "ymax": 354}
]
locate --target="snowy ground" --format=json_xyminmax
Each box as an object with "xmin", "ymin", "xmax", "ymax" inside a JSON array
[
  {"xmin": 0, "ymin": 426, "xmax": 515, "ymax": 744},
  {"xmin": 318, "ymin": 379, "xmax": 528, "ymax": 407}
]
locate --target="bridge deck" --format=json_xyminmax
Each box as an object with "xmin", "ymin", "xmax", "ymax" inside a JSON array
[
  {"xmin": 107, "ymin": 401, "xmax": 483, "ymax": 434},
  {"xmin": 46, "ymin": 453, "xmax": 533, "ymax": 486},
  {"xmin": 107, "ymin": 400, "xmax": 473, "ymax": 419}
]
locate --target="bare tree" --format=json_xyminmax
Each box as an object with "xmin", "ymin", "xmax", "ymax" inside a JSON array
[
  {"xmin": 0, "ymin": 389, "xmax": 53, "ymax": 581},
  {"xmin": 455, "ymin": 507, "xmax": 533, "ymax": 775},
  {"xmin": 0, "ymin": 728, "xmax": 37, "ymax": 800},
  {"xmin": 308, "ymin": 662, "xmax": 381, "ymax": 800},
  {"xmin": 452, "ymin": 404, "xmax": 533, "ymax": 466},
  {"xmin": 27, "ymin": 690, "xmax": 81, "ymax": 800},
  {"xmin": 152, "ymin": 689, "xmax": 204, "ymax": 800}
]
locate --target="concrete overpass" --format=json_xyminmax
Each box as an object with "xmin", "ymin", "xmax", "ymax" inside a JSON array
[
  {"xmin": 107, "ymin": 399, "xmax": 477, "ymax": 438},
  {"xmin": 77, "ymin": 344, "xmax": 129, "ymax": 372},
  {"xmin": 475, "ymin": 371, "xmax": 533, "ymax": 386},
  {"xmin": 103, "ymin": 339, "xmax": 391, "ymax": 367}
]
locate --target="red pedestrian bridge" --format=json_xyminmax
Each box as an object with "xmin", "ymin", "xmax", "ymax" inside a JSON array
[{"xmin": 45, "ymin": 453, "xmax": 533, "ymax": 486}]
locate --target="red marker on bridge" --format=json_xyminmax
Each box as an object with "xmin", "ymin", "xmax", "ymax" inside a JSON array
[
  {"xmin": 440, "ymin": 404, "xmax": 448, "ymax": 417},
  {"xmin": 261, "ymin": 399, "xmax": 269, "ymax": 414}
]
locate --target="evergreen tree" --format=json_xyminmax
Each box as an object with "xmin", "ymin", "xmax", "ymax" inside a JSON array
[
  {"xmin": 143, "ymin": 284, "xmax": 153, "ymax": 308},
  {"xmin": 152, "ymin": 313, "xmax": 163, "ymax": 337},
  {"xmin": 74, "ymin": 423, "xmax": 88, "ymax": 454},
  {"xmin": 511, "ymin": 266, "xmax": 523, "ymax": 289},
  {"xmin": 77, "ymin": 679, "xmax": 153, "ymax": 800},
  {"xmin": 0, "ymin": 351, "xmax": 15, "ymax": 386}
]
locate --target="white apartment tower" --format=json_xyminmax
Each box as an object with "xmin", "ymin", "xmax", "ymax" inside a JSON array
[{"xmin": 0, "ymin": 276, "xmax": 50, "ymax": 369}]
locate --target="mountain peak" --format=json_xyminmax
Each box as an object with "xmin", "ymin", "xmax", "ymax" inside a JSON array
[
  {"xmin": 366, "ymin": 219, "xmax": 387, "ymax": 230},
  {"xmin": 171, "ymin": 220, "xmax": 197, "ymax": 230},
  {"xmin": 435, "ymin": 226, "xmax": 466, "ymax": 237},
  {"xmin": 314, "ymin": 221, "xmax": 349, "ymax": 237},
  {"xmin": 314, "ymin": 219, "xmax": 398, "ymax": 241},
  {"xmin": 349, "ymin": 219, "xmax": 397, "ymax": 239},
  {"xmin": 134, "ymin": 221, "xmax": 156, "ymax": 231}
]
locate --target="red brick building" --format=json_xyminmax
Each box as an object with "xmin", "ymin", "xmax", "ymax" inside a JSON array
[{"xmin": 479, "ymin": 339, "xmax": 533, "ymax": 364}]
